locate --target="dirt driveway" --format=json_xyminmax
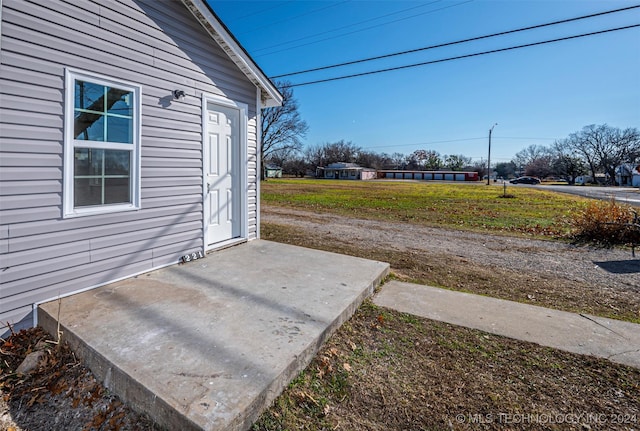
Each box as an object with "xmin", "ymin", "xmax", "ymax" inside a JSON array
[{"xmin": 262, "ymin": 205, "xmax": 640, "ymax": 322}]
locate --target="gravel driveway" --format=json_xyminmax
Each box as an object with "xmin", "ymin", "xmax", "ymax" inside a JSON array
[{"xmin": 262, "ymin": 206, "xmax": 640, "ymax": 293}]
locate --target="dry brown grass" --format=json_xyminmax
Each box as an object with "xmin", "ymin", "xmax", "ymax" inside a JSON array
[
  {"xmin": 253, "ymin": 302, "xmax": 640, "ymax": 431},
  {"xmin": 571, "ymin": 199, "xmax": 640, "ymax": 247}
]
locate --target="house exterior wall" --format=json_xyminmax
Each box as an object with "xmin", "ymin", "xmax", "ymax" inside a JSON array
[{"xmin": 0, "ymin": 0, "xmax": 260, "ymax": 331}]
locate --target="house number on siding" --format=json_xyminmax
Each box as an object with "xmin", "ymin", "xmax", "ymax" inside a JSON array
[{"xmin": 182, "ymin": 250, "xmax": 205, "ymax": 263}]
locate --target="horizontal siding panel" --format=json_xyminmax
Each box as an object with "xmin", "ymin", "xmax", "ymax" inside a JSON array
[
  {"xmin": 151, "ymin": 238, "xmax": 202, "ymax": 262},
  {"xmin": 0, "ymin": 193, "xmax": 60, "ymax": 210},
  {"xmin": 141, "ymin": 194, "xmax": 201, "ymax": 209},
  {"xmin": 0, "ymin": 180, "xmax": 61, "ymax": 196},
  {"xmin": 9, "ymin": 212, "xmax": 201, "ymax": 252},
  {"xmin": 0, "ymin": 225, "xmax": 8, "ymax": 240},
  {"xmin": 141, "ymin": 146, "xmax": 200, "ymax": 160},
  {"xmin": 0, "ymin": 61, "xmax": 64, "ymax": 91},
  {"xmin": 2, "ymin": 240, "xmax": 90, "ymax": 271},
  {"xmin": 0, "ymin": 207, "xmax": 61, "ymax": 225},
  {"xmin": 141, "ymin": 157, "xmax": 201, "ymax": 169},
  {"xmin": 6, "ymin": 2, "xmax": 154, "ymax": 57},
  {"xmin": 4, "ymin": 8, "xmax": 255, "ymax": 102},
  {"xmin": 0, "ymin": 123, "xmax": 62, "ymax": 141},
  {"xmin": 0, "ymin": 240, "xmax": 8, "ymax": 254},
  {"xmin": 142, "ymin": 115, "xmax": 201, "ymax": 133},
  {"xmin": 0, "ymin": 152, "xmax": 61, "ymax": 167},
  {"xmin": 142, "ymin": 126, "xmax": 201, "ymax": 142},
  {"xmin": 3, "ymin": 28, "xmax": 250, "ymax": 101},
  {"xmin": 0, "ymin": 140, "xmax": 62, "ymax": 154},
  {"xmin": 141, "ymin": 137, "xmax": 201, "ymax": 151},
  {"xmin": 143, "ymin": 104, "xmax": 201, "ymax": 124},
  {"xmin": 90, "ymin": 220, "xmax": 202, "ymax": 251},
  {"xmin": 0, "ymin": 76, "xmax": 63, "ymax": 103},
  {"xmin": 8, "ymin": 203, "xmax": 201, "ymax": 237},
  {"xmin": 92, "ymin": 229, "xmax": 201, "ymax": 262},
  {"xmin": 2, "ymin": 248, "xmax": 91, "ymax": 285},
  {"xmin": 23, "ymin": 0, "xmax": 102, "ymax": 26},
  {"xmin": 2, "ymin": 257, "xmax": 154, "ymax": 313},
  {"xmin": 0, "ymin": 167, "xmax": 61, "ymax": 181},
  {"xmin": 142, "ymin": 185, "xmax": 202, "ymax": 199},
  {"xmin": 0, "ymin": 95, "xmax": 63, "ymax": 115},
  {"xmin": 142, "ymin": 167, "xmax": 201, "ymax": 178},
  {"xmin": 0, "ymin": 109, "xmax": 62, "ymax": 128},
  {"xmin": 143, "ymin": 176, "xmax": 201, "ymax": 188}
]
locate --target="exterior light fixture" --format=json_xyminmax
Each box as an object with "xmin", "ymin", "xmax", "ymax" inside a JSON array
[{"xmin": 173, "ymin": 89, "xmax": 186, "ymax": 100}]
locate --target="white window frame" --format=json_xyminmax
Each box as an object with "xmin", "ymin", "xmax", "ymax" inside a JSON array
[{"xmin": 63, "ymin": 69, "xmax": 141, "ymax": 218}]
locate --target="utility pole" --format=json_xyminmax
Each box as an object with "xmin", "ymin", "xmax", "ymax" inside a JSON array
[{"xmin": 487, "ymin": 123, "xmax": 497, "ymax": 185}]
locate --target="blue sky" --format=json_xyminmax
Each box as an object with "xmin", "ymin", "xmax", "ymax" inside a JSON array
[{"xmin": 209, "ymin": 0, "xmax": 640, "ymax": 164}]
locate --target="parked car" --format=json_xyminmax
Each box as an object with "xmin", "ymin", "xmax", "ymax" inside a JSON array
[{"xmin": 509, "ymin": 176, "xmax": 540, "ymax": 184}]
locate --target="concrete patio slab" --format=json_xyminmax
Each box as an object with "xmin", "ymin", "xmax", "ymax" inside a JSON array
[
  {"xmin": 374, "ymin": 281, "xmax": 640, "ymax": 369},
  {"xmin": 38, "ymin": 240, "xmax": 389, "ymax": 431}
]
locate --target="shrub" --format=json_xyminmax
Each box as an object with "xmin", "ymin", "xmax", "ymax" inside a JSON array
[{"xmin": 571, "ymin": 199, "xmax": 640, "ymax": 247}]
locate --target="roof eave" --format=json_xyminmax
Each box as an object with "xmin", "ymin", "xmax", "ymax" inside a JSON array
[{"xmin": 181, "ymin": 0, "xmax": 283, "ymax": 108}]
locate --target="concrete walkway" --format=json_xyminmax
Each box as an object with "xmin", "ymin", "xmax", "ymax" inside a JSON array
[
  {"xmin": 374, "ymin": 281, "xmax": 640, "ymax": 369},
  {"xmin": 38, "ymin": 240, "xmax": 389, "ymax": 431}
]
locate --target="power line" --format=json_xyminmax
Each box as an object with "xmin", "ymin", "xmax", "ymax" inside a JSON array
[
  {"xmin": 271, "ymin": 4, "xmax": 640, "ymax": 79},
  {"xmin": 251, "ymin": 1, "xmax": 442, "ymax": 54},
  {"xmin": 364, "ymin": 136, "xmax": 556, "ymax": 150},
  {"xmin": 282, "ymin": 24, "xmax": 640, "ymax": 88},
  {"xmin": 255, "ymin": 1, "xmax": 473, "ymax": 58},
  {"xmin": 236, "ymin": 1, "xmax": 351, "ymax": 36},
  {"xmin": 222, "ymin": 1, "xmax": 294, "ymax": 24}
]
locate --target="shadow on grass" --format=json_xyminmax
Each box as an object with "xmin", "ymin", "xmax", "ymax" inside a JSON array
[{"xmin": 594, "ymin": 260, "xmax": 640, "ymax": 274}]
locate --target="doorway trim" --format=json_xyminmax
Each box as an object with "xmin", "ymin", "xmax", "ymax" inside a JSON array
[{"xmin": 201, "ymin": 93, "xmax": 249, "ymax": 251}]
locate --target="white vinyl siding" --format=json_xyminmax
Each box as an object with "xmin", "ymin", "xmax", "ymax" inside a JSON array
[
  {"xmin": 0, "ymin": 0, "xmax": 260, "ymax": 332},
  {"xmin": 64, "ymin": 69, "xmax": 141, "ymax": 217}
]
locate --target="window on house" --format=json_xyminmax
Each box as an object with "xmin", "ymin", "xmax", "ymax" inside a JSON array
[{"xmin": 64, "ymin": 70, "xmax": 140, "ymax": 217}]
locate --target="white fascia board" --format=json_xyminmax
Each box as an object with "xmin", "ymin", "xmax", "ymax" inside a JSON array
[{"xmin": 181, "ymin": 0, "xmax": 283, "ymax": 108}]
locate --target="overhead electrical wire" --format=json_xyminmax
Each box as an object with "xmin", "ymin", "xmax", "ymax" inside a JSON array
[
  {"xmin": 271, "ymin": 4, "xmax": 640, "ymax": 79},
  {"xmin": 281, "ymin": 24, "xmax": 640, "ymax": 88},
  {"xmin": 236, "ymin": 0, "xmax": 351, "ymax": 36},
  {"xmin": 223, "ymin": 1, "xmax": 294, "ymax": 24},
  {"xmin": 251, "ymin": 1, "xmax": 442, "ymax": 54},
  {"xmin": 254, "ymin": 0, "xmax": 474, "ymax": 57}
]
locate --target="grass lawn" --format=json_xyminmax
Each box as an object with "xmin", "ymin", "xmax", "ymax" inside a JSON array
[
  {"xmin": 254, "ymin": 179, "xmax": 640, "ymax": 430},
  {"xmin": 261, "ymin": 179, "xmax": 587, "ymax": 238}
]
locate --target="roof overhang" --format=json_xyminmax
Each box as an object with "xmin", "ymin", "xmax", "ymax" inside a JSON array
[{"xmin": 181, "ymin": 0, "xmax": 283, "ymax": 108}]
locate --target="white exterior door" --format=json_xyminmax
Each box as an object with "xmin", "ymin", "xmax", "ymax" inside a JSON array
[{"xmin": 205, "ymin": 103, "xmax": 241, "ymax": 246}]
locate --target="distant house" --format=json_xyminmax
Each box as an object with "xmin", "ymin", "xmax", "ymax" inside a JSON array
[
  {"xmin": 316, "ymin": 162, "xmax": 377, "ymax": 180},
  {"xmin": 0, "ymin": 0, "xmax": 282, "ymax": 332},
  {"xmin": 615, "ymin": 164, "xmax": 640, "ymax": 187},
  {"xmin": 264, "ymin": 164, "xmax": 283, "ymax": 178}
]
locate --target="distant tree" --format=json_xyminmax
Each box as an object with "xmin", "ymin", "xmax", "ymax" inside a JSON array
[
  {"xmin": 408, "ymin": 149, "xmax": 442, "ymax": 170},
  {"xmin": 471, "ymin": 159, "xmax": 487, "ymax": 178},
  {"xmin": 566, "ymin": 124, "xmax": 640, "ymax": 184},
  {"xmin": 282, "ymin": 156, "xmax": 308, "ymax": 177},
  {"xmin": 550, "ymin": 139, "xmax": 586, "ymax": 184},
  {"xmin": 524, "ymin": 156, "xmax": 553, "ymax": 178},
  {"xmin": 261, "ymin": 81, "xmax": 309, "ymax": 180},
  {"xmin": 444, "ymin": 154, "xmax": 472, "ymax": 171},
  {"xmin": 304, "ymin": 140, "xmax": 361, "ymax": 168},
  {"xmin": 356, "ymin": 150, "xmax": 391, "ymax": 169},
  {"xmin": 390, "ymin": 152, "xmax": 406, "ymax": 170},
  {"xmin": 494, "ymin": 162, "xmax": 517, "ymax": 179}
]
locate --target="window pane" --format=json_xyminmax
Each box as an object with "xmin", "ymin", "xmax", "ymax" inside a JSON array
[
  {"xmin": 107, "ymin": 88, "xmax": 133, "ymax": 117},
  {"xmin": 104, "ymin": 178, "xmax": 130, "ymax": 204},
  {"xmin": 74, "ymin": 148, "xmax": 104, "ymax": 176},
  {"xmin": 105, "ymin": 150, "xmax": 130, "ymax": 175},
  {"xmin": 74, "ymin": 178, "xmax": 103, "ymax": 207},
  {"xmin": 106, "ymin": 116, "xmax": 132, "ymax": 144},
  {"xmin": 75, "ymin": 113, "xmax": 105, "ymax": 141},
  {"xmin": 75, "ymin": 81, "xmax": 105, "ymax": 111}
]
